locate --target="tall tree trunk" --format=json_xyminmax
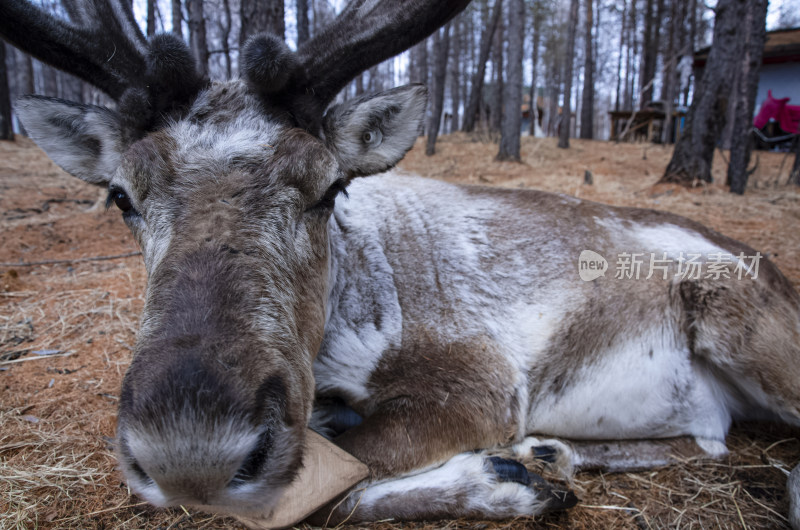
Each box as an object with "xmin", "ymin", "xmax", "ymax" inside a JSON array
[
  {"xmin": 558, "ymin": 0, "xmax": 579, "ymax": 149},
  {"xmin": 580, "ymin": 0, "xmax": 594, "ymax": 139},
  {"xmin": 367, "ymin": 65, "xmax": 379, "ymax": 92},
  {"xmin": 449, "ymin": 15, "xmax": 461, "ymax": 133},
  {"xmin": 660, "ymin": 0, "xmax": 749, "ymax": 185},
  {"xmin": 528, "ymin": 7, "xmax": 541, "ymax": 136},
  {"xmin": 147, "ymin": 0, "xmax": 156, "ymax": 37},
  {"xmin": 4, "ymin": 43, "xmax": 15, "ymax": 99},
  {"xmin": 726, "ymin": 0, "xmax": 768, "ymax": 194},
  {"xmin": 187, "ymin": 0, "xmax": 208, "ymax": 77},
  {"xmin": 546, "ymin": 43, "xmax": 560, "ymax": 137},
  {"xmin": 660, "ymin": 0, "xmax": 678, "ymax": 144},
  {"xmin": 623, "ymin": 3, "xmax": 632, "ymax": 109},
  {"xmin": 490, "ymin": 10, "xmax": 504, "ymax": 133},
  {"xmin": 497, "ymin": 0, "xmax": 524, "ymax": 160},
  {"xmin": 240, "ymin": 0, "xmax": 285, "ymax": 45},
  {"xmin": 0, "ymin": 43, "xmax": 13, "ymax": 140},
  {"xmin": 426, "ymin": 24, "xmax": 451, "ymax": 156},
  {"xmin": 59, "ymin": 72, "xmax": 84, "ymax": 103},
  {"xmin": 410, "ymin": 40, "xmax": 428, "ymax": 86},
  {"xmin": 41, "ymin": 62, "xmax": 59, "ymax": 97},
  {"xmin": 463, "ymin": 0, "xmax": 503, "ymax": 132},
  {"xmin": 639, "ymin": 0, "xmax": 663, "ymax": 106},
  {"xmin": 297, "ymin": 0, "xmax": 310, "ymax": 46},
  {"xmin": 15, "ymin": 49, "xmax": 34, "ymax": 96},
  {"xmin": 684, "ymin": 0, "xmax": 697, "ymax": 105},
  {"xmin": 219, "ymin": 0, "xmax": 232, "ymax": 79},
  {"xmin": 13, "ymin": 48, "xmax": 34, "ymax": 135},
  {"xmin": 615, "ymin": 0, "xmax": 628, "ymax": 111},
  {"xmin": 354, "ymin": 73, "xmax": 364, "ymax": 96},
  {"xmin": 625, "ymin": 0, "xmax": 639, "ymax": 109},
  {"xmin": 172, "ymin": 0, "xmax": 183, "ymax": 36}
]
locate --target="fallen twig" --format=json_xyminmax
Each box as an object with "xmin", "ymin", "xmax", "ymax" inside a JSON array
[
  {"xmin": 0, "ymin": 251, "xmax": 141, "ymax": 268},
  {"xmin": 0, "ymin": 351, "xmax": 72, "ymax": 366}
]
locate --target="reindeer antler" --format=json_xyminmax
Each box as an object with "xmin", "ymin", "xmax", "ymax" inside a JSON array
[
  {"xmin": 241, "ymin": 0, "xmax": 471, "ymax": 131},
  {"xmin": 0, "ymin": 0, "xmax": 204, "ymax": 131},
  {"xmin": 1, "ymin": 0, "xmax": 467, "ymax": 133}
]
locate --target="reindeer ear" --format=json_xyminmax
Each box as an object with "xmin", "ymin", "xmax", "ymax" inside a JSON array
[
  {"xmin": 15, "ymin": 95, "xmax": 124, "ymax": 186},
  {"xmin": 322, "ymin": 84, "xmax": 427, "ymax": 178}
]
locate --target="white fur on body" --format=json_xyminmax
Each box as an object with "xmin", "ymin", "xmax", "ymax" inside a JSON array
[
  {"xmin": 319, "ymin": 173, "xmax": 745, "ymax": 442},
  {"xmin": 312, "ymin": 173, "xmax": 800, "ymax": 523}
]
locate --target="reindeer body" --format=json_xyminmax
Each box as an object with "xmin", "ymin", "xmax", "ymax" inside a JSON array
[
  {"xmin": 2, "ymin": 0, "xmax": 800, "ymax": 525},
  {"xmin": 322, "ymin": 173, "xmax": 799, "ymax": 444},
  {"xmin": 310, "ymin": 173, "xmax": 800, "ymax": 521}
]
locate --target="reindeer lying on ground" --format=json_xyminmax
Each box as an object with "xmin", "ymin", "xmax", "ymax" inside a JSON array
[{"xmin": 1, "ymin": 0, "xmax": 799, "ymax": 526}]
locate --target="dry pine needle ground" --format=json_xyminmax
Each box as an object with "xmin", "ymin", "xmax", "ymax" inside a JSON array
[{"xmin": 1, "ymin": 135, "xmax": 799, "ymax": 529}]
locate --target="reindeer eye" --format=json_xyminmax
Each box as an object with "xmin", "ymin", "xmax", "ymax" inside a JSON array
[
  {"xmin": 106, "ymin": 187, "xmax": 135, "ymax": 214},
  {"xmin": 362, "ymin": 129, "xmax": 382, "ymax": 147},
  {"xmin": 114, "ymin": 191, "xmax": 133, "ymax": 212}
]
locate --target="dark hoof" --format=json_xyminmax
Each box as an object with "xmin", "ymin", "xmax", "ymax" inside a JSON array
[
  {"xmin": 533, "ymin": 445, "xmax": 559, "ymax": 463},
  {"xmin": 546, "ymin": 487, "xmax": 579, "ymax": 510},
  {"xmin": 488, "ymin": 456, "xmax": 531, "ymax": 486},
  {"xmin": 527, "ymin": 471, "xmax": 579, "ymax": 511}
]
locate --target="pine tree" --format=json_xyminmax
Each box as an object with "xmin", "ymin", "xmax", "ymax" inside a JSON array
[
  {"xmin": 660, "ymin": 0, "xmax": 750, "ymax": 185},
  {"xmin": 497, "ymin": 0, "xmax": 524, "ymax": 160},
  {"xmin": 558, "ymin": 0, "xmax": 579, "ymax": 149}
]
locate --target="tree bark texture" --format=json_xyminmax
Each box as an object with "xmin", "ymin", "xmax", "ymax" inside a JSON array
[
  {"xmin": 528, "ymin": 6, "xmax": 541, "ymax": 136},
  {"xmin": 615, "ymin": 0, "xmax": 627, "ymax": 112},
  {"xmin": 497, "ymin": 0, "xmax": 524, "ymax": 161},
  {"xmin": 240, "ymin": 0, "xmax": 285, "ymax": 45},
  {"xmin": 449, "ymin": 15, "xmax": 461, "ymax": 133},
  {"xmin": 410, "ymin": 40, "xmax": 428, "ymax": 86},
  {"xmin": 639, "ymin": 0, "xmax": 663, "ymax": 106},
  {"xmin": 219, "ymin": 0, "xmax": 233, "ymax": 79},
  {"xmin": 558, "ymin": 0, "xmax": 579, "ymax": 149},
  {"xmin": 426, "ymin": 24, "xmax": 451, "ymax": 156},
  {"xmin": 171, "ymin": 0, "xmax": 183, "ymax": 36},
  {"xmin": 462, "ymin": 0, "xmax": 502, "ymax": 132},
  {"xmin": 297, "ymin": 0, "xmax": 310, "ymax": 45},
  {"xmin": 147, "ymin": 0, "xmax": 156, "ymax": 36},
  {"xmin": 490, "ymin": 9, "xmax": 504, "ymax": 133},
  {"xmin": 187, "ymin": 0, "xmax": 208, "ymax": 77},
  {"xmin": 0, "ymin": 43, "xmax": 13, "ymax": 140},
  {"xmin": 579, "ymin": 0, "xmax": 594, "ymax": 139},
  {"xmin": 660, "ymin": 0, "xmax": 749, "ymax": 185},
  {"xmin": 726, "ymin": 0, "xmax": 768, "ymax": 194},
  {"xmin": 659, "ymin": 0, "xmax": 681, "ymax": 144}
]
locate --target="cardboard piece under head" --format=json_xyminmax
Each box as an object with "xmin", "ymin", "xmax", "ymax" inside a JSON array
[{"xmin": 236, "ymin": 429, "xmax": 369, "ymax": 529}]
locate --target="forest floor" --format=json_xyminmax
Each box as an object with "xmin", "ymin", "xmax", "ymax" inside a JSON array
[{"xmin": 1, "ymin": 133, "xmax": 799, "ymax": 529}]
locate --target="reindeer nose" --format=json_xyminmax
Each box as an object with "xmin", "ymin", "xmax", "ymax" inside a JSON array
[{"xmin": 118, "ymin": 417, "xmax": 272, "ymax": 508}]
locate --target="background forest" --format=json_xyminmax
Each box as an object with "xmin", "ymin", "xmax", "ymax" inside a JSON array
[{"xmin": 1, "ymin": 0, "xmax": 799, "ymax": 193}]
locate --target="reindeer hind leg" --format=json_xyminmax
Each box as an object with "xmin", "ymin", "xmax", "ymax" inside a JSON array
[{"xmin": 676, "ymin": 271, "xmax": 800, "ymax": 528}]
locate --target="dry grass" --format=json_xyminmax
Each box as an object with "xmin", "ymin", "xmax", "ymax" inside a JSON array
[{"xmin": 1, "ymin": 134, "xmax": 798, "ymax": 529}]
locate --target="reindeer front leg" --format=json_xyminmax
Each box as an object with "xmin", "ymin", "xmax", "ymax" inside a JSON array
[
  {"xmin": 309, "ymin": 394, "xmax": 576, "ymax": 524},
  {"xmin": 334, "ymin": 396, "xmax": 504, "ymax": 478},
  {"xmin": 310, "ymin": 451, "xmax": 576, "ymax": 525}
]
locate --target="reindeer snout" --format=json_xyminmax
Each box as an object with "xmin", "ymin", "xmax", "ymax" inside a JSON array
[
  {"xmin": 116, "ymin": 356, "xmax": 304, "ymax": 514},
  {"xmin": 117, "ymin": 420, "xmax": 269, "ymax": 509}
]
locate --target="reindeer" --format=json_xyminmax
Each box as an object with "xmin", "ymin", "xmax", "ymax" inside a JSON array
[{"xmin": 1, "ymin": 0, "xmax": 799, "ymax": 526}]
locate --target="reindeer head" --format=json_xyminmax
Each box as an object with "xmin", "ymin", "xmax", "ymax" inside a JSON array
[{"xmin": 0, "ymin": 0, "xmax": 468, "ymax": 516}]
